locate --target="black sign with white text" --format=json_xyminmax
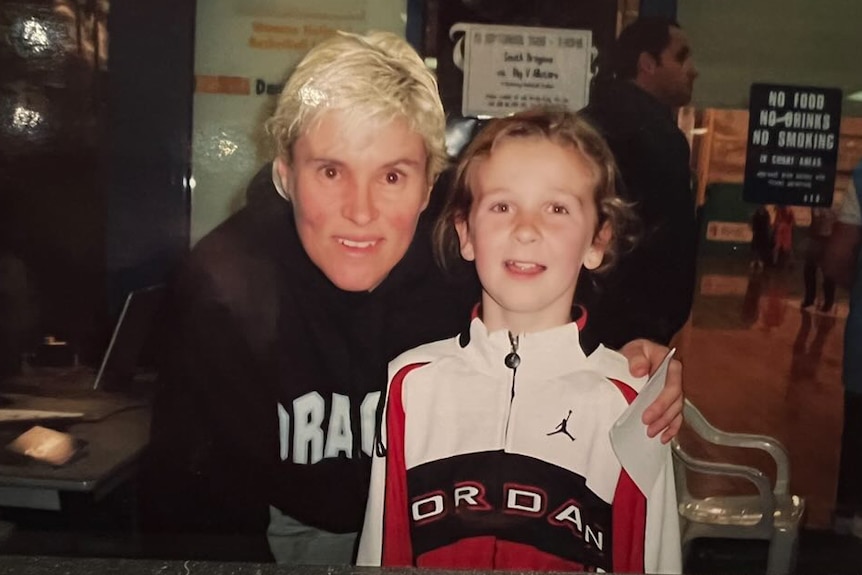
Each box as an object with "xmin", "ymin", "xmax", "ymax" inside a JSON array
[{"xmin": 743, "ymin": 83, "xmax": 842, "ymax": 206}]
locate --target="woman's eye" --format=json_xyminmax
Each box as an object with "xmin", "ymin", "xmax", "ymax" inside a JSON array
[
  {"xmin": 385, "ymin": 171, "xmax": 400, "ymax": 184},
  {"xmin": 322, "ymin": 167, "xmax": 338, "ymax": 179},
  {"xmin": 490, "ymin": 203, "xmax": 509, "ymax": 213}
]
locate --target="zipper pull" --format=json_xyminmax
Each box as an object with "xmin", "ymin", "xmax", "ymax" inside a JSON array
[{"xmin": 505, "ymin": 332, "xmax": 521, "ymax": 369}]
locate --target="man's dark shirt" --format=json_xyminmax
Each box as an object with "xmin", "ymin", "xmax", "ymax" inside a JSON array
[{"xmin": 579, "ymin": 79, "xmax": 698, "ymax": 350}]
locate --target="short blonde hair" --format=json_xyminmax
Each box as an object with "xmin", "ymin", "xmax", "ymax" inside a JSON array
[
  {"xmin": 266, "ymin": 31, "xmax": 448, "ymax": 182},
  {"xmin": 434, "ymin": 106, "xmax": 638, "ymax": 271}
]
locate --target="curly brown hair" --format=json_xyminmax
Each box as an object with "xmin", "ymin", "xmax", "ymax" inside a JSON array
[{"xmin": 433, "ymin": 106, "xmax": 638, "ymax": 272}]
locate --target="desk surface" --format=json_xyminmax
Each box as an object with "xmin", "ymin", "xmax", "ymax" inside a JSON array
[
  {"xmin": 0, "ymin": 392, "xmax": 150, "ymax": 495},
  {"xmin": 0, "ymin": 556, "xmax": 592, "ymax": 575}
]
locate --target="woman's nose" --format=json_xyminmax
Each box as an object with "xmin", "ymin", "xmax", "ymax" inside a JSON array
[{"xmin": 342, "ymin": 182, "xmax": 378, "ymax": 225}]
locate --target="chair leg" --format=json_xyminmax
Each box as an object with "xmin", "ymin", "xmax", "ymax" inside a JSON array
[
  {"xmin": 679, "ymin": 537, "xmax": 693, "ymax": 570},
  {"xmin": 766, "ymin": 526, "xmax": 799, "ymax": 575},
  {"xmin": 677, "ymin": 518, "xmax": 694, "ymax": 569},
  {"xmin": 0, "ymin": 520, "xmax": 14, "ymax": 547}
]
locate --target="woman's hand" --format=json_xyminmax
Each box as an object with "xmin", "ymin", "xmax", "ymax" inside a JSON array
[{"xmin": 618, "ymin": 339, "xmax": 684, "ymax": 444}]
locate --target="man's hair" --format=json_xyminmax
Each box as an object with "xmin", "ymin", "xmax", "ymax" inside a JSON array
[
  {"xmin": 613, "ymin": 18, "xmax": 681, "ymax": 80},
  {"xmin": 433, "ymin": 106, "xmax": 637, "ymax": 272},
  {"xmin": 266, "ymin": 31, "xmax": 448, "ymax": 182}
]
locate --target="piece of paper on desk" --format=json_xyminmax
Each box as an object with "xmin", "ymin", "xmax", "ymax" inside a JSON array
[
  {"xmin": 7, "ymin": 425, "xmax": 82, "ymax": 466},
  {"xmin": 609, "ymin": 348, "xmax": 675, "ymax": 496}
]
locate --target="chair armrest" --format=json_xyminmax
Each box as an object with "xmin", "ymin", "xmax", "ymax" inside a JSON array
[
  {"xmin": 671, "ymin": 440, "xmax": 776, "ymax": 525},
  {"xmin": 683, "ymin": 400, "xmax": 790, "ymax": 494}
]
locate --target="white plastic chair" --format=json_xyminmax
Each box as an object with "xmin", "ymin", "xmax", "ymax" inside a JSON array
[{"xmin": 672, "ymin": 399, "xmax": 805, "ymax": 575}]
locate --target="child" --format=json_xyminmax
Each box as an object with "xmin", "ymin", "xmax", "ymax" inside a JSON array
[
  {"xmin": 750, "ymin": 205, "xmax": 773, "ymax": 271},
  {"xmin": 773, "ymin": 205, "xmax": 796, "ymax": 269},
  {"xmin": 356, "ymin": 108, "xmax": 681, "ymax": 573}
]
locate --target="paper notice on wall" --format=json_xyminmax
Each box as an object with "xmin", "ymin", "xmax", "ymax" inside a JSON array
[{"xmin": 451, "ymin": 23, "xmax": 593, "ymax": 118}]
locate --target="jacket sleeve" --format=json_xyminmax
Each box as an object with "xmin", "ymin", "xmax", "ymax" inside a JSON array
[
  {"xmin": 356, "ymin": 374, "xmax": 392, "ymax": 566},
  {"xmin": 357, "ymin": 362, "xmax": 418, "ymax": 566},
  {"xmin": 609, "ymin": 423, "xmax": 681, "ymax": 573},
  {"xmin": 644, "ymin": 451, "xmax": 682, "ymax": 574},
  {"xmin": 600, "ymin": 347, "xmax": 682, "ymax": 574},
  {"xmin": 356, "ymin": 434, "xmax": 388, "ymax": 565}
]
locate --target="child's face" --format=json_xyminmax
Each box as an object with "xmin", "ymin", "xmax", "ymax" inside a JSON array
[{"xmin": 456, "ymin": 136, "xmax": 608, "ymax": 334}]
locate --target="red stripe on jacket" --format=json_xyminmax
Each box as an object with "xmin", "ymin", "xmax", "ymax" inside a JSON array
[
  {"xmin": 382, "ymin": 362, "xmax": 427, "ymax": 566},
  {"xmin": 609, "ymin": 378, "xmax": 647, "ymax": 573}
]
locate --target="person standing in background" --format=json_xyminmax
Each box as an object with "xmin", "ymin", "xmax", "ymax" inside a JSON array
[
  {"xmin": 750, "ymin": 205, "xmax": 773, "ymax": 271},
  {"xmin": 580, "ymin": 17, "xmax": 699, "ymax": 351},
  {"xmin": 802, "ymin": 205, "xmax": 836, "ymax": 312},
  {"xmin": 773, "ymin": 205, "xmax": 796, "ymax": 270},
  {"xmin": 823, "ymin": 161, "xmax": 862, "ymax": 538}
]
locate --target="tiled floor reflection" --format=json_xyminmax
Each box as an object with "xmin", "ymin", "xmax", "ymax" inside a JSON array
[
  {"xmin": 682, "ymin": 256, "xmax": 845, "ymax": 529},
  {"xmin": 678, "ymin": 254, "xmax": 861, "ymax": 573}
]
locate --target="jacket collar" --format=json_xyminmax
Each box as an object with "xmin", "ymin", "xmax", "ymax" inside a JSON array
[{"xmin": 462, "ymin": 316, "xmax": 590, "ymax": 381}]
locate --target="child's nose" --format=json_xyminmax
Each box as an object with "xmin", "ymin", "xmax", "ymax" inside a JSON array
[{"xmin": 513, "ymin": 215, "xmax": 540, "ymax": 243}]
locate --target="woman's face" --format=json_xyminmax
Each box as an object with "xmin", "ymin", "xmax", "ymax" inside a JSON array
[{"xmin": 277, "ymin": 110, "xmax": 431, "ymax": 291}]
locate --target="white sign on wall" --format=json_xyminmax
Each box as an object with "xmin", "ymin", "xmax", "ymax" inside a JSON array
[{"xmin": 450, "ymin": 23, "xmax": 593, "ymax": 118}]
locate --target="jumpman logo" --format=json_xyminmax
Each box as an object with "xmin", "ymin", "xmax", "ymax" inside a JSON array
[{"xmin": 547, "ymin": 410, "xmax": 575, "ymax": 441}]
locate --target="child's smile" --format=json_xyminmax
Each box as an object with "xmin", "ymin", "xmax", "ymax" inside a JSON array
[{"xmin": 504, "ymin": 260, "xmax": 546, "ymax": 275}]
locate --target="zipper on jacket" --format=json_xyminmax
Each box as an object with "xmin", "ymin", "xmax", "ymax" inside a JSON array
[{"xmin": 503, "ymin": 331, "xmax": 520, "ymax": 444}]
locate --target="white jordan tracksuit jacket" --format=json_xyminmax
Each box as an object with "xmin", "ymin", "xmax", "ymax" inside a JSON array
[{"xmin": 357, "ymin": 316, "xmax": 681, "ymax": 573}]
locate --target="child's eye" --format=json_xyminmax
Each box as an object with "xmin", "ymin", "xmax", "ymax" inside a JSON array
[
  {"xmin": 490, "ymin": 203, "xmax": 509, "ymax": 213},
  {"xmin": 551, "ymin": 204, "xmax": 569, "ymax": 215},
  {"xmin": 321, "ymin": 166, "xmax": 339, "ymax": 179}
]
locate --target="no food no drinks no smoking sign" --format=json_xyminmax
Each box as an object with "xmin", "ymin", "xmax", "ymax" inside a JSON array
[{"xmin": 743, "ymin": 83, "xmax": 842, "ymax": 207}]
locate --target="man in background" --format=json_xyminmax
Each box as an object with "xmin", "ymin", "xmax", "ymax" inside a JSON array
[
  {"xmin": 581, "ymin": 17, "xmax": 699, "ymax": 350},
  {"xmin": 802, "ymin": 205, "xmax": 837, "ymax": 312}
]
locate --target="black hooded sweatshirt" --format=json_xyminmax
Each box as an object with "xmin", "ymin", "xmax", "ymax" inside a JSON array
[{"xmin": 141, "ymin": 165, "xmax": 479, "ymax": 558}]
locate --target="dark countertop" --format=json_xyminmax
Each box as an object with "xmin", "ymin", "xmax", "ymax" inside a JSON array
[
  {"xmin": 0, "ymin": 394, "xmax": 150, "ymax": 494},
  {"xmin": 0, "ymin": 557, "xmax": 317, "ymax": 574},
  {"xmin": 0, "ymin": 557, "xmax": 575, "ymax": 575}
]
